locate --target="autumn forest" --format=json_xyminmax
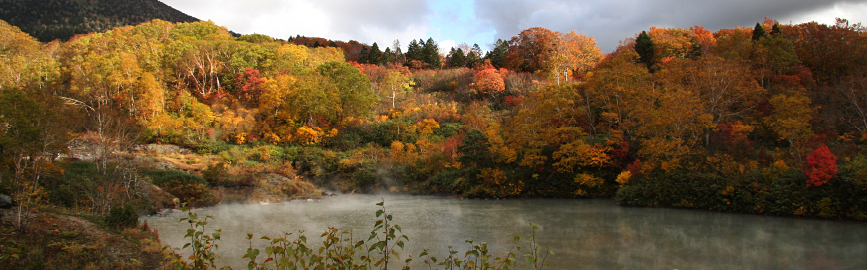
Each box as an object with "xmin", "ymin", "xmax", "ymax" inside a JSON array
[{"xmin": 2, "ymin": 15, "xmax": 867, "ymax": 233}]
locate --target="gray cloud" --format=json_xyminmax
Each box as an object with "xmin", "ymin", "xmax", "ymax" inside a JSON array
[
  {"xmin": 314, "ymin": 0, "xmax": 430, "ymax": 40},
  {"xmin": 475, "ymin": 0, "xmax": 867, "ymax": 52},
  {"xmin": 161, "ymin": 0, "xmax": 867, "ymax": 53}
]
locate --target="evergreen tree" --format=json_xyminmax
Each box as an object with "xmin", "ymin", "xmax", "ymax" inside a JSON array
[
  {"xmin": 635, "ymin": 31, "xmax": 655, "ymax": 70},
  {"xmin": 423, "ymin": 38, "xmax": 441, "ymax": 69},
  {"xmin": 466, "ymin": 44, "xmax": 483, "ymax": 67},
  {"xmin": 406, "ymin": 39, "xmax": 422, "ymax": 63},
  {"xmin": 457, "ymin": 129, "xmax": 491, "ymax": 167},
  {"xmin": 752, "ymin": 23, "xmax": 766, "ymax": 40},
  {"xmin": 446, "ymin": 47, "xmax": 467, "ymax": 68},
  {"xmin": 382, "ymin": 47, "xmax": 394, "ymax": 64},
  {"xmin": 368, "ymin": 42, "xmax": 383, "ymax": 65},
  {"xmin": 359, "ymin": 46, "xmax": 370, "ymax": 64},
  {"xmin": 770, "ymin": 23, "xmax": 782, "ymax": 35},
  {"xmin": 485, "ymin": 39, "xmax": 509, "ymax": 69}
]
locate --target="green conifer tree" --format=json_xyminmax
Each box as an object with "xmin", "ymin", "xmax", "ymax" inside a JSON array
[
  {"xmin": 423, "ymin": 38, "xmax": 441, "ymax": 69},
  {"xmin": 752, "ymin": 23, "xmax": 766, "ymax": 40},
  {"xmin": 406, "ymin": 39, "xmax": 422, "ymax": 63},
  {"xmin": 635, "ymin": 31, "xmax": 655, "ymax": 70},
  {"xmin": 368, "ymin": 42, "xmax": 382, "ymax": 65},
  {"xmin": 770, "ymin": 23, "xmax": 782, "ymax": 35},
  {"xmin": 485, "ymin": 39, "xmax": 509, "ymax": 69}
]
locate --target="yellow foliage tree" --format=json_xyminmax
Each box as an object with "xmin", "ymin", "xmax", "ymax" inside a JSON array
[
  {"xmin": 615, "ymin": 171, "xmax": 632, "ymax": 187},
  {"xmin": 544, "ymin": 31, "xmax": 602, "ymax": 84},
  {"xmin": 410, "ymin": 118, "xmax": 440, "ymax": 136},
  {"xmin": 766, "ymin": 91, "xmax": 814, "ymax": 146},
  {"xmin": 295, "ymin": 126, "xmax": 325, "ymax": 145},
  {"xmin": 0, "ymin": 20, "xmax": 60, "ymax": 92}
]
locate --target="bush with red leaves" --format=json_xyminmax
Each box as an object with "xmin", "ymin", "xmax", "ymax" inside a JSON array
[{"xmin": 805, "ymin": 145, "xmax": 838, "ymax": 188}]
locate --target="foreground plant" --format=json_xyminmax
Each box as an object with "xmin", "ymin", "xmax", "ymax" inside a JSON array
[
  {"xmin": 168, "ymin": 200, "xmax": 552, "ymax": 269},
  {"xmin": 164, "ymin": 204, "xmax": 228, "ymax": 270}
]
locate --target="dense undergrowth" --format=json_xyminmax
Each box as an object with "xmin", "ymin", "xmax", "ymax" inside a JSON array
[{"xmin": 0, "ymin": 207, "xmax": 166, "ymax": 269}]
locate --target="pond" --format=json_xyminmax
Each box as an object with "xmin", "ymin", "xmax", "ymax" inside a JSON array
[{"xmin": 143, "ymin": 194, "xmax": 867, "ymax": 269}]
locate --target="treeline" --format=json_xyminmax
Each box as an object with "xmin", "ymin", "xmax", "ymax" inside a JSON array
[
  {"xmin": 1, "ymin": 17, "xmax": 867, "ymax": 221},
  {"xmin": 0, "ymin": 0, "xmax": 198, "ymax": 42}
]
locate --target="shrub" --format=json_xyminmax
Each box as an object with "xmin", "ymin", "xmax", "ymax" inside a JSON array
[
  {"xmin": 615, "ymin": 185, "xmax": 647, "ymax": 206},
  {"xmin": 284, "ymin": 146, "xmax": 339, "ymax": 177},
  {"xmin": 425, "ymin": 167, "xmax": 462, "ymax": 194},
  {"xmin": 105, "ymin": 204, "xmax": 138, "ymax": 228},
  {"xmin": 349, "ymin": 165, "xmax": 379, "ymax": 191},
  {"xmin": 805, "ymin": 146, "xmax": 838, "ymax": 188},
  {"xmin": 201, "ymin": 162, "xmax": 228, "ymax": 184},
  {"xmin": 140, "ymin": 169, "xmax": 214, "ymax": 206}
]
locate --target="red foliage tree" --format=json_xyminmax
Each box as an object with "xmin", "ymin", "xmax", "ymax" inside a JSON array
[
  {"xmin": 626, "ymin": 159, "xmax": 642, "ymax": 178},
  {"xmin": 234, "ymin": 68, "xmax": 264, "ymax": 105},
  {"xmin": 805, "ymin": 145, "xmax": 838, "ymax": 188}
]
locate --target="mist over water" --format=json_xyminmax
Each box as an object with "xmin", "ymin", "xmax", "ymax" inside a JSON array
[{"xmin": 143, "ymin": 195, "xmax": 867, "ymax": 269}]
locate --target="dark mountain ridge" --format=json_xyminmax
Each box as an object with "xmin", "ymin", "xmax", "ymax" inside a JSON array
[{"xmin": 0, "ymin": 0, "xmax": 199, "ymax": 42}]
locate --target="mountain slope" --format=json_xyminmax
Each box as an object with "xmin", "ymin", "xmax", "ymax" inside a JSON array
[{"xmin": 0, "ymin": 0, "xmax": 199, "ymax": 42}]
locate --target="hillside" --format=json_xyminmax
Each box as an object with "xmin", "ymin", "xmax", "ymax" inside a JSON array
[{"xmin": 0, "ymin": 0, "xmax": 198, "ymax": 42}]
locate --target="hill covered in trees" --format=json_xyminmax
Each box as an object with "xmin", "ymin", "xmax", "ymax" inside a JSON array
[
  {"xmin": 2, "ymin": 15, "xmax": 867, "ymax": 242},
  {"xmin": 0, "ymin": 0, "xmax": 198, "ymax": 42}
]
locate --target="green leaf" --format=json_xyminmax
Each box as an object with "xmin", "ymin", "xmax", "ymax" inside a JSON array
[{"xmin": 376, "ymin": 210, "xmax": 384, "ymax": 218}]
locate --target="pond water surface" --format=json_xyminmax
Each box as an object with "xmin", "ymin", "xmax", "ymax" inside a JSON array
[{"xmin": 143, "ymin": 195, "xmax": 867, "ymax": 269}]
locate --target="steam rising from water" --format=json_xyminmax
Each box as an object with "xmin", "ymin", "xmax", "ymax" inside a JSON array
[{"xmin": 144, "ymin": 195, "xmax": 867, "ymax": 269}]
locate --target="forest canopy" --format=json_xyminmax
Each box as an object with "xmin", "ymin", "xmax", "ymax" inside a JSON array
[{"xmin": 2, "ymin": 17, "xmax": 867, "ymax": 221}]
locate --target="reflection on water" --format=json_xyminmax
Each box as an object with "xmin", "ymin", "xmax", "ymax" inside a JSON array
[{"xmin": 143, "ymin": 195, "xmax": 867, "ymax": 269}]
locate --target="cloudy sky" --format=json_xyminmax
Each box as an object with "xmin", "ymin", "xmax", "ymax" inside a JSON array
[{"xmin": 160, "ymin": 0, "xmax": 867, "ymax": 53}]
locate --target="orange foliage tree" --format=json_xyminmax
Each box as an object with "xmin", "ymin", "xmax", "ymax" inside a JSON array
[
  {"xmin": 472, "ymin": 65, "xmax": 506, "ymax": 96},
  {"xmin": 504, "ymin": 27, "xmax": 558, "ymax": 73}
]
